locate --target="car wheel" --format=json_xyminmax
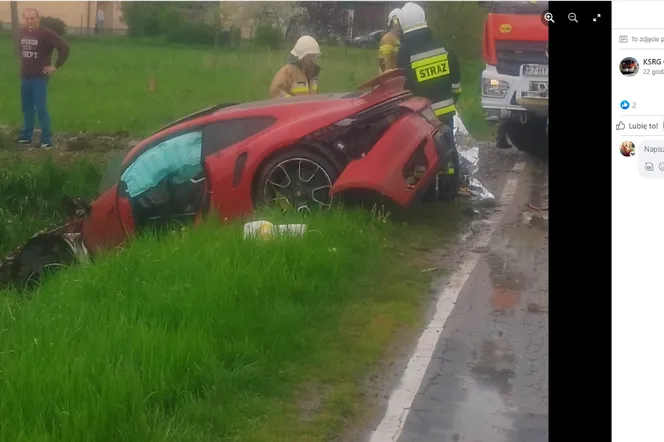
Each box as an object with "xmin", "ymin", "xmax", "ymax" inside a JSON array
[
  {"xmin": 437, "ymin": 147, "xmax": 461, "ymax": 202},
  {"xmin": 15, "ymin": 236, "xmax": 76, "ymax": 292},
  {"xmin": 505, "ymin": 118, "xmax": 549, "ymax": 158},
  {"xmin": 255, "ymin": 149, "xmax": 340, "ymax": 213}
]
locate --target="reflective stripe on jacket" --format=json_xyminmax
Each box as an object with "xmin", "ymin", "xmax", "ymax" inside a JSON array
[
  {"xmin": 269, "ymin": 58, "xmax": 320, "ymax": 98},
  {"xmin": 397, "ymin": 27, "xmax": 461, "ymax": 119},
  {"xmin": 378, "ymin": 30, "xmax": 400, "ymax": 72}
]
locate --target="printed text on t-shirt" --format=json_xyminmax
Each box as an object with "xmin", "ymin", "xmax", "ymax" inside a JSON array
[{"xmin": 21, "ymin": 38, "xmax": 39, "ymax": 59}]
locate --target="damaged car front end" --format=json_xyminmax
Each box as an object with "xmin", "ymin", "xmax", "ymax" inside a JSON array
[{"xmin": 0, "ymin": 197, "xmax": 91, "ymax": 292}]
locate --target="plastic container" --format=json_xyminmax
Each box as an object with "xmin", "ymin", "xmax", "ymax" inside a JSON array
[{"xmin": 243, "ymin": 221, "xmax": 307, "ymax": 239}]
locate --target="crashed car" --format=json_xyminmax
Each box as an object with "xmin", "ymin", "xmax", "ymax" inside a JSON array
[{"xmin": 0, "ymin": 69, "xmax": 459, "ymax": 291}]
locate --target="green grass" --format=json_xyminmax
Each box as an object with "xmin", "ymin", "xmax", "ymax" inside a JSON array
[
  {"xmin": 0, "ymin": 206, "xmax": 461, "ymax": 441},
  {"xmin": 0, "ymin": 154, "xmax": 102, "ymax": 255},
  {"xmin": 0, "ymin": 34, "xmax": 492, "ymax": 140}
]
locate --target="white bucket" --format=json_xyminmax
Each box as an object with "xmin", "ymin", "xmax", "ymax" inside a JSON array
[{"xmin": 243, "ymin": 221, "xmax": 307, "ymax": 239}]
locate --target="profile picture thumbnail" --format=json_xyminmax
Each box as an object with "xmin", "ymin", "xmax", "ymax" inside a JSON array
[
  {"xmin": 619, "ymin": 57, "xmax": 639, "ymax": 77},
  {"xmin": 620, "ymin": 141, "xmax": 636, "ymax": 157}
]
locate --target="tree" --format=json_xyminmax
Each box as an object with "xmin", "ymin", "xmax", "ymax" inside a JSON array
[
  {"xmin": 426, "ymin": 2, "xmax": 488, "ymax": 59},
  {"xmin": 10, "ymin": 1, "xmax": 19, "ymax": 58},
  {"xmin": 218, "ymin": 2, "xmax": 305, "ymax": 33},
  {"xmin": 296, "ymin": 2, "xmax": 349, "ymax": 38}
]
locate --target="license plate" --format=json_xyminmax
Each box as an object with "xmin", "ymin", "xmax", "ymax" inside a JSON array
[{"xmin": 521, "ymin": 64, "xmax": 548, "ymax": 77}]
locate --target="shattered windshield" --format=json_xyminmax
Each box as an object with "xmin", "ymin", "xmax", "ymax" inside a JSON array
[{"xmin": 98, "ymin": 153, "xmax": 125, "ymax": 196}]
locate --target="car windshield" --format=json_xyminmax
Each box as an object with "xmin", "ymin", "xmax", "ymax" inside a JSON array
[{"xmin": 98, "ymin": 153, "xmax": 126, "ymax": 196}]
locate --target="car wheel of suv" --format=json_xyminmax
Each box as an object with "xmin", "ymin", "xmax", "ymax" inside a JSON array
[
  {"xmin": 505, "ymin": 118, "xmax": 549, "ymax": 158},
  {"xmin": 255, "ymin": 149, "xmax": 340, "ymax": 213}
]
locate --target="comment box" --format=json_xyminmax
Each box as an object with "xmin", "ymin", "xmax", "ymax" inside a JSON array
[{"xmin": 638, "ymin": 139, "xmax": 664, "ymax": 177}]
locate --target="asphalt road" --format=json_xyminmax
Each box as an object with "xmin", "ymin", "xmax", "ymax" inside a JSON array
[{"xmin": 367, "ymin": 145, "xmax": 549, "ymax": 442}]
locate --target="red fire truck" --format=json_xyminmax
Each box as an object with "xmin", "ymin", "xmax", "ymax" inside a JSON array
[{"xmin": 478, "ymin": 1, "xmax": 549, "ymax": 155}]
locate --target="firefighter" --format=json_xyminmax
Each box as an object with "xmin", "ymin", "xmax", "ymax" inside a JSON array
[
  {"xmin": 396, "ymin": 2, "xmax": 461, "ymax": 130},
  {"xmin": 396, "ymin": 2, "xmax": 463, "ymax": 200},
  {"xmin": 269, "ymin": 35, "xmax": 321, "ymax": 99},
  {"xmin": 378, "ymin": 9, "xmax": 402, "ymax": 72}
]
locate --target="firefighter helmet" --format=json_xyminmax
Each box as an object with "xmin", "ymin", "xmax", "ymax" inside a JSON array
[
  {"xmin": 387, "ymin": 8, "xmax": 401, "ymax": 27},
  {"xmin": 399, "ymin": 3, "xmax": 428, "ymax": 34},
  {"xmin": 290, "ymin": 36, "xmax": 321, "ymax": 60}
]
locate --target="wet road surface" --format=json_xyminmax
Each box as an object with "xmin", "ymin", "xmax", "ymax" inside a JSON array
[{"xmin": 367, "ymin": 145, "xmax": 549, "ymax": 442}]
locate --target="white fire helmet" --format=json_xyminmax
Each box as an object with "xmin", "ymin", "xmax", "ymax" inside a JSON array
[
  {"xmin": 290, "ymin": 35, "xmax": 321, "ymax": 60},
  {"xmin": 387, "ymin": 8, "xmax": 401, "ymax": 27},
  {"xmin": 399, "ymin": 2, "xmax": 428, "ymax": 34}
]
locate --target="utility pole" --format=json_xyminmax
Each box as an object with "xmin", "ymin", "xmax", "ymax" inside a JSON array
[{"xmin": 10, "ymin": 1, "xmax": 20, "ymax": 58}]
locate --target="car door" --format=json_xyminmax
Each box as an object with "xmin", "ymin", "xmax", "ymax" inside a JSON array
[
  {"xmin": 200, "ymin": 117, "xmax": 276, "ymax": 219},
  {"xmin": 116, "ymin": 129, "xmax": 206, "ymax": 236}
]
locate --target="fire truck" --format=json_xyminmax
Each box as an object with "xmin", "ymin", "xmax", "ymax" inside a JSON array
[{"xmin": 478, "ymin": 1, "xmax": 549, "ymax": 155}]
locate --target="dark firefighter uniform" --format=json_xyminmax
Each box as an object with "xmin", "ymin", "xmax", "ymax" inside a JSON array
[{"xmin": 396, "ymin": 28, "xmax": 461, "ymax": 128}]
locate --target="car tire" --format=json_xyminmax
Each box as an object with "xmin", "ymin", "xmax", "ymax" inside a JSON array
[
  {"xmin": 505, "ymin": 118, "xmax": 549, "ymax": 158},
  {"xmin": 254, "ymin": 148, "xmax": 340, "ymax": 212}
]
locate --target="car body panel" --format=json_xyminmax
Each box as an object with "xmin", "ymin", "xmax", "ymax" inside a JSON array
[
  {"xmin": 331, "ymin": 112, "xmax": 439, "ymax": 208},
  {"xmin": 82, "ymin": 183, "xmax": 127, "ymax": 253}
]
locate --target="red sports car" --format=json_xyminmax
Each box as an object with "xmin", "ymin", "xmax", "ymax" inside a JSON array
[{"xmin": 0, "ymin": 70, "xmax": 459, "ymax": 291}]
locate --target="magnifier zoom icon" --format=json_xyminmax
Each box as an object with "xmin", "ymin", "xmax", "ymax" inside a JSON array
[
  {"xmin": 544, "ymin": 12, "xmax": 554, "ymax": 22},
  {"xmin": 568, "ymin": 13, "xmax": 578, "ymax": 23}
]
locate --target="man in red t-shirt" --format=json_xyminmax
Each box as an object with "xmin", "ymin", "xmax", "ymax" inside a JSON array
[{"xmin": 17, "ymin": 8, "xmax": 69, "ymax": 149}]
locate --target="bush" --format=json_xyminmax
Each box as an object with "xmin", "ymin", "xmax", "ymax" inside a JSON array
[
  {"xmin": 253, "ymin": 24, "xmax": 283, "ymax": 51},
  {"xmin": 121, "ymin": 2, "xmax": 183, "ymax": 37},
  {"xmin": 168, "ymin": 22, "xmax": 216, "ymax": 46},
  {"xmin": 41, "ymin": 16, "xmax": 66, "ymax": 36}
]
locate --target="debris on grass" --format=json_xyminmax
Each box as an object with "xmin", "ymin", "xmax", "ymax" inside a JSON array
[
  {"xmin": 243, "ymin": 220, "xmax": 308, "ymax": 239},
  {"xmin": 454, "ymin": 114, "xmax": 497, "ymax": 207}
]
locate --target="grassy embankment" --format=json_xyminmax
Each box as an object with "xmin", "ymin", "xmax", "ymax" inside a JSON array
[
  {"xmin": 0, "ymin": 34, "xmax": 491, "ymax": 139},
  {"xmin": 0, "ymin": 206, "xmax": 461, "ymax": 442},
  {"xmin": 0, "ymin": 32, "xmax": 490, "ymax": 441}
]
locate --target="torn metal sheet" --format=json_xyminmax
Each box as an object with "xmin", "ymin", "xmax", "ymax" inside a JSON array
[{"xmin": 454, "ymin": 114, "xmax": 497, "ymax": 206}]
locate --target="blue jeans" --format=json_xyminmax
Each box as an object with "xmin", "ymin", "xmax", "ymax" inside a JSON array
[{"xmin": 20, "ymin": 77, "xmax": 52, "ymax": 144}]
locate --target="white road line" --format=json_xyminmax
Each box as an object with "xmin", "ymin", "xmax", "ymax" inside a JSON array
[{"xmin": 368, "ymin": 161, "xmax": 525, "ymax": 442}]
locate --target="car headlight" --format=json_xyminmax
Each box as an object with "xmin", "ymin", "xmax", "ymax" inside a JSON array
[{"xmin": 482, "ymin": 78, "xmax": 509, "ymax": 98}]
